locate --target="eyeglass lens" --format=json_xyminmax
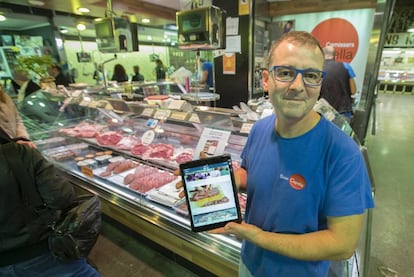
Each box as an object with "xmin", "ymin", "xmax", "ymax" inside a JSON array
[{"xmin": 273, "ymin": 66, "xmax": 324, "ymax": 85}]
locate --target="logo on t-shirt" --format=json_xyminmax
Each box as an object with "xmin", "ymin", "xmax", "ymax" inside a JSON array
[{"xmin": 289, "ymin": 174, "xmax": 306, "ymax": 190}]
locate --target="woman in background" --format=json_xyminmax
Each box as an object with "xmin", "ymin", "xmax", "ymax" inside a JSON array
[{"xmin": 111, "ymin": 64, "xmax": 128, "ymax": 83}]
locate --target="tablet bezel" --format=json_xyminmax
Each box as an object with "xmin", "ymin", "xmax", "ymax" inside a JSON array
[{"xmin": 179, "ymin": 154, "xmax": 242, "ymax": 232}]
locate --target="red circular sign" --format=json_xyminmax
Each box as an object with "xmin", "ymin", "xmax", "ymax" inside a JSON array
[
  {"xmin": 311, "ymin": 18, "xmax": 359, "ymax": 63},
  {"xmin": 289, "ymin": 174, "xmax": 306, "ymax": 190}
]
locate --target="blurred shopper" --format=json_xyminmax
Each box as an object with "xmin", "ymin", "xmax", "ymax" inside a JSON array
[
  {"xmin": 154, "ymin": 59, "xmax": 167, "ymax": 93},
  {"xmin": 320, "ymin": 45, "xmax": 357, "ymax": 122},
  {"xmin": 11, "ymin": 70, "xmax": 41, "ymax": 103},
  {"xmin": 199, "ymin": 58, "xmax": 213, "ymax": 90},
  {"xmin": 111, "ymin": 64, "xmax": 129, "ymax": 83},
  {"xmin": 0, "ymin": 136, "xmax": 100, "ymax": 277},
  {"xmin": 47, "ymin": 64, "xmax": 70, "ymax": 87},
  {"xmin": 0, "ymin": 84, "xmax": 36, "ymax": 148},
  {"xmin": 131, "ymin": 65, "xmax": 144, "ymax": 82}
]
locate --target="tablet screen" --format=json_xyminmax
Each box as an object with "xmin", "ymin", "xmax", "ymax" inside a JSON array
[{"xmin": 180, "ymin": 154, "xmax": 242, "ymax": 232}]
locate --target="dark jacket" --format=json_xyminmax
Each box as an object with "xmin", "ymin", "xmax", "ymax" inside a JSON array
[
  {"xmin": 0, "ymin": 142, "xmax": 76, "ymax": 266},
  {"xmin": 320, "ymin": 59, "xmax": 353, "ymax": 114},
  {"xmin": 54, "ymin": 72, "xmax": 70, "ymax": 87},
  {"xmin": 11, "ymin": 80, "xmax": 41, "ymax": 98}
]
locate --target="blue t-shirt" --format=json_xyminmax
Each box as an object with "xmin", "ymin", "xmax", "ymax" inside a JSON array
[
  {"xmin": 202, "ymin": 61, "xmax": 214, "ymax": 88},
  {"xmin": 240, "ymin": 114, "xmax": 374, "ymax": 277}
]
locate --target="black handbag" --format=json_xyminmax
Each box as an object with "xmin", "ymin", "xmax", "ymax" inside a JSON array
[{"xmin": 2, "ymin": 143, "xmax": 102, "ymax": 261}]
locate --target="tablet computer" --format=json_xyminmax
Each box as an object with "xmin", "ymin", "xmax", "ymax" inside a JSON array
[{"xmin": 179, "ymin": 154, "xmax": 242, "ymax": 232}]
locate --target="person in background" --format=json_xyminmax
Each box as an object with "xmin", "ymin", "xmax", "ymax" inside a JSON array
[
  {"xmin": 199, "ymin": 58, "xmax": 214, "ymax": 90},
  {"xmin": 154, "ymin": 59, "xmax": 167, "ymax": 93},
  {"xmin": 111, "ymin": 64, "xmax": 129, "ymax": 83},
  {"xmin": 0, "ymin": 84, "xmax": 36, "ymax": 148},
  {"xmin": 211, "ymin": 31, "xmax": 374, "ymax": 276},
  {"xmin": 131, "ymin": 65, "xmax": 144, "ymax": 82},
  {"xmin": 93, "ymin": 63, "xmax": 104, "ymax": 85},
  {"xmin": 154, "ymin": 59, "xmax": 166, "ymax": 82},
  {"xmin": 0, "ymin": 137, "xmax": 100, "ymax": 277},
  {"xmin": 11, "ymin": 70, "xmax": 41, "ymax": 103},
  {"xmin": 319, "ymin": 45, "xmax": 357, "ymax": 122},
  {"xmin": 47, "ymin": 64, "xmax": 70, "ymax": 87}
]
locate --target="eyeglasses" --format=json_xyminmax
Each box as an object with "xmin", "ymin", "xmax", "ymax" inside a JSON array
[{"xmin": 269, "ymin": 66, "xmax": 326, "ymax": 86}]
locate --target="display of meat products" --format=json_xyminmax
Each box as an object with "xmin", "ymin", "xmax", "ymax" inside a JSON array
[
  {"xmin": 59, "ymin": 121, "xmax": 106, "ymax": 138},
  {"xmin": 144, "ymin": 143, "xmax": 174, "ymax": 160},
  {"xmin": 173, "ymin": 151, "xmax": 193, "ymax": 164},
  {"xmin": 123, "ymin": 165, "xmax": 158, "ymax": 185},
  {"xmin": 128, "ymin": 171, "xmax": 177, "ymax": 194},
  {"xmin": 99, "ymin": 160, "xmax": 138, "ymax": 177},
  {"xmin": 116, "ymin": 136, "xmax": 141, "ymax": 150},
  {"xmin": 96, "ymin": 131, "xmax": 124, "ymax": 146},
  {"xmin": 131, "ymin": 143, "xmax": 150, "ymax": 156}
]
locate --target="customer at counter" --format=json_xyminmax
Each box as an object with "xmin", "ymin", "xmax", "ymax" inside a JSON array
[
  {"xmin": 0, "ymin": 84, "xmax": 36, "ymax": 148},
  {"xmin": 131, "ymin": 65, "xmax": 144, "ymax": 82},
  {"xmin": 47, "ymin": 64, "xmax": 70, "ymax": 87},
  {"xmin": 111, "ymin": 64, "xmax": 129, "ymax": 83},
  {"xmin": 211, "ymin": 31, "xmax": 374, "ymax": 276},
  {"xmin": 11, "ymin": 70, "xmax": 41, "ymax": 103}
]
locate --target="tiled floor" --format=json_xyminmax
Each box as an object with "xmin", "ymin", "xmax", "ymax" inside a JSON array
[
  {"xmin": 88, "ymin": 92, "xmax": 414, "ymax": 277},
  {"xmin": 364, "ymin": 93, "xmax": 414, "ymax": 277}
]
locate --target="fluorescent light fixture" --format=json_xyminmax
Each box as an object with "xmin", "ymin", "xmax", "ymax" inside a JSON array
[
  {"xmin": 60, "ymin": 28, "xmax": 68, "ymax": 33},
  {"xmin": 408, "ymin": 28, "xmax": 414, "ymax": 33},
  {"xmin": 77, "ymin": 7, "xmax": 90, "ymax": 13},
  {"xmin": 142, "ymin": 18, "xmax": 150, "ymax": 24},
  {"xmin": 28, "ymin": 0, "xmax": 45, "ymax": 6},
  {"xmin": 0, "ymin": 15, "xmax": 6, "ymax": 21},
  {"xmin": 76, "ymin": 23, "xmax": 86, "ymax": 31}
]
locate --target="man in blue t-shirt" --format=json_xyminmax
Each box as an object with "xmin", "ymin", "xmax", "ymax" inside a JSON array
[
  {"xmin": 210, "ymin": 31, "xmax": 374, "ymax": 277},
  {"xmin": 199, "ymin": 58, "xmax": 214, "ymax": 89}
]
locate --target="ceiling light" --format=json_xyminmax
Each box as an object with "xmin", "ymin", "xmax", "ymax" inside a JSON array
[
  {"xmin": 0, "ymin": 15, "xmax": 6, "ymax": 21},
  {"xmin": 76, "ymin": 23, "xmax": 86, "ymax": 31},
  {"xmin": 60, "ymin": 28, "xmax": 68, "ymax": 34},
  {"xmin": 142, "ymin": 18, "xmax": 150, "ymax": 24},
  {"xmin": 77, "ymin": 7, "xmax": 90, "ymax": 13},
  {"xmin": 28, "ymin": 0, "xmax": 45, "ymax": 6}
]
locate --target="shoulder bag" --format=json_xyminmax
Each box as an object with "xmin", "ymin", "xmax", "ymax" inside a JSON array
[{"xmin": 2, "ymin": 143, "xmax": 102, "ymax": 261}]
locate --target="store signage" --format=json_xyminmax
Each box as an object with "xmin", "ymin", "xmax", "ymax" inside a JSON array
[
  {"xmin": 311, "ymin": 18, "xmax": 359, "ymax": 63},
  {"xmin": 384, "ymin": 33, "xmax": 414, "ymax": 47}
]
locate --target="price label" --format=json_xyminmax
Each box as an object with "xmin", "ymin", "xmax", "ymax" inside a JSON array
[
  {"xmin": 240, "ymin": 123, "xmax": 253, "ymax": 134},
  {"xmin": 167, "ymin": 99, "xmax": 186, "ymax": 110},
  {"xmin": 188, "ymin": 113, "xmax": 200, "ymax": 123},
  {"xmin": 142, "ymin": 130, "xmax": 155, "ymax": 145},
  {"xmin": 153, "ymin": 109, "xmax": 171, "ymax": 120},
  {"xmin": 169, "ymin": 111, "xmax": 188, "ymax": 121},
  {"xmin": 141, "ymin": 108, "xmax": 154, "ymax": 117}
]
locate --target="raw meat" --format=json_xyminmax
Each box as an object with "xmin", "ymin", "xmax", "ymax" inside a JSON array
[{"xmin": 96, "ymin": 131, "xmax": 123, "ymax": 146}]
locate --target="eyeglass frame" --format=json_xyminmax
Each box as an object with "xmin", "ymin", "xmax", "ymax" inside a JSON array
[{"xmin": 268, "ymin": 65, "xmax": 327, "ymax": 87}]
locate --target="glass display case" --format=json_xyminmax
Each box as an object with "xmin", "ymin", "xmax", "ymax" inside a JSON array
[
  {"xmin": 20, "ymin": 90, "xmax": 246, "ymax": 276},
  {"xmin": 18, "ymin": 90, "xmax": 372, "ymax": 277}
]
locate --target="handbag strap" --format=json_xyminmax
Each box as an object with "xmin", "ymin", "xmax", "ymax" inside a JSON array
[{"xmin": 1, "ymin": 142, "xmax": 44, "ymax": 208}]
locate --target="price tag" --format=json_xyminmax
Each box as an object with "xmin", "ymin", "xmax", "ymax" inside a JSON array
[
  {"xmin": 240, "ymin": 123, "xmax": 253, "ymax": 134},
  {"xmin": 141, "ymin": 108, "xmax": 154, "ymax": 117},
  {"xmin": 142, "ymin": 130, "xmax": 155, "ymax": 145},
  {"xmin": 188, "ymin": 113, "xmax": 200, "ymax": 123},
  {"xmin": 153, "ymin": 109, "xmax": 171, "ymax": 120},
  {"xmin": 167, "ymin": 99, "xmax": 186, "ymax": 110},
  {"xmin": 169, "ymin": 111, "xmax": 188, "ymax": 121},
  {"xmin": 145, "ymin": 118, "xmax": 159, "ymax": 128},
  {"xmin": 81, "ymin": 166, "xmax": 94, "ymax": 178}
]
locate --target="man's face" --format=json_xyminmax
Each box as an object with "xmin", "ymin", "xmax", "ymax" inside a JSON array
[{"xmin": 264, "ymin": 41, "xmax": 324, "ymax": 121}]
